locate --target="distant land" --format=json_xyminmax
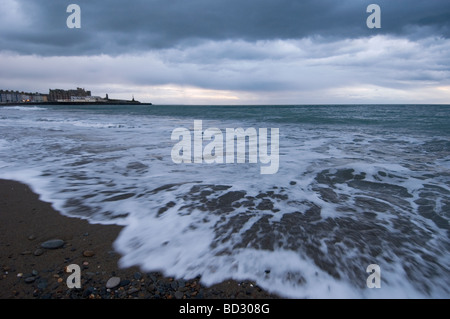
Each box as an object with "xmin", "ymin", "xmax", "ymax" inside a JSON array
[
  {"xmin": 0, "ymin": 87, "xmax": 152, "ymax": 106},
  {"xmin": 0, "ymin": 100, "xmax": 153, "ymax": 106}
]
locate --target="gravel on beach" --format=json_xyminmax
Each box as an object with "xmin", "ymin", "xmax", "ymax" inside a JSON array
[{"xmin": 0, "ymin": 179, "xmax": 280, "ymax": 299}]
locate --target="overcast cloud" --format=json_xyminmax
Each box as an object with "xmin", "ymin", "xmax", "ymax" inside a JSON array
[{"xmin": 0, "ymin": 0, "xmax": 449, "ymax": 104}]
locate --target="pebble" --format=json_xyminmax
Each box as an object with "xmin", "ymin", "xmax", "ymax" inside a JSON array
[
  {"xmin": 83, "ymin": 287, "xmax": 95, "ymax": 298},
  {"xmin": 37, "ymin": 280, "xmax": 48, "ymax": 290},
  {"xmin": 83, "ymin": 250, "xmax": 95, "ymax": 257},
  {"xmin": 106, "ymin": 277, "xmax": 121, "ymax": 289},
  {"xmin": 174, "ymin": 291, "xmax": 184, "ymax": 299},
  {"xmin": 33, "ymin": 249, "xmax": 44, "ymax": 256},
  {"xmin": 28, "ymin": 235, "xmax": 36, "ymax": 240},
  {"xmin": 24, "ymin": 277, "xmax": 36, "ymax": 284},
  {"xmin": 107, "ymin": 250, "xmax": 118, "ymax": 257},
  {"xmin": 133, "ymin": 272, "xmax": 142, "ymax": 280},
  {"xmin": 21, "ymin": 250, "xmax": 32, "ymax": 255},
  {"xmin": 195, "ymin": 292, "xmax": 204, "ymax": 299},
  {"xmin": 127, "ymin": 287, "xmax": 139, "ymax": 295},
  {"xmin": 41, "ymin": 239, "xmax": 65, "ymax": 249}
]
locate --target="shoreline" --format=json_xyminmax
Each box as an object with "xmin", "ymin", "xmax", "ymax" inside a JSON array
[
  {"xmin": 0, "ymin": 179, "xmax": 280, "ymax": 299},
  {"xmin": 0, "ymin": 101, "xmax": 153, "ymax": 106}
]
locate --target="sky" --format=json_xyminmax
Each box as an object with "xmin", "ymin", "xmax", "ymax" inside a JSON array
[{"xmin": 0, "ymin": 0, "xmax": 449, "ymax": 104}]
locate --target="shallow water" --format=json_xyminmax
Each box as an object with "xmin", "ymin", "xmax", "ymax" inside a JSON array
[{"xmin": 0, "ymin": 104, "xmax": 449, "ymax": 298}]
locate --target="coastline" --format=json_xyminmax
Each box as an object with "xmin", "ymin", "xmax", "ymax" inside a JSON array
[
  {"xmin": 0, "ymin": 101, "xmax": 153, "ymax": 106},
  {"xmin": 0, "ymin": 179, "xmax": 280, "ymax": 299}
]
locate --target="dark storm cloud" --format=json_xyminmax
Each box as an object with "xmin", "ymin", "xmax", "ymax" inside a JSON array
[{"xmin": 1, "ymin": 0, "xmax": 449, "ymax": 56}]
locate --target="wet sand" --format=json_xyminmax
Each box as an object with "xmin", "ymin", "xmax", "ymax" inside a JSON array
[{"xmin": 0, "ymin": 179, "xmax": 280, "ymax": 299}]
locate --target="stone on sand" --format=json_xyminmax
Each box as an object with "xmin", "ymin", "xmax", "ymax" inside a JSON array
[
  {"xmin": 41, "ymin": 239, "xmax": 65, "ymax": 249},
  {"xmin": 106, "ymin": 277, "xmax": 121, "ymax": 289}
]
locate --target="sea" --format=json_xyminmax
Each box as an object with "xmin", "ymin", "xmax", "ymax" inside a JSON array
[{"xmin": 0, "ymin": 104, "xmax": 449, "ymax": 298}]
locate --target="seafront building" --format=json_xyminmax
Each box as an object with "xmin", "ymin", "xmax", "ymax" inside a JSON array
[
  {"xmin": 0, "ymin": 87, "xmax": 147, "ymax": 105},
  {"xmin": 0, "ymin": 90, "xmax": 48, "ymax": 103},
  {"xmin": 48, "ymin": 87, "xmax": 91, "ymax": 102},
  {"xmin": 0, "ymin": 87, "xmax": 94, "ymax": 104}
]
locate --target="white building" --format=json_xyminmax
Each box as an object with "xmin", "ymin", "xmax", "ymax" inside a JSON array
[{"xmin": 70, "ymin": 96, "xmax": 104, "ymax": 102}]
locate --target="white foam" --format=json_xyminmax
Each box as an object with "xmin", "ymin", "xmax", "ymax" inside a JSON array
[
  {"xmin": 69, "ymin": 120, "xmax": 124, "ymax": 129},
  {"xmin": 0, "ymin": 139, "xmax": 9, "ymax": 150},
  {"xmin": 3, "ymin": 105, "xmax": 47, "ymax": 111},
  {"xmin": 0, "ymin": 107, "xmax": 448, "ymax": 298}
]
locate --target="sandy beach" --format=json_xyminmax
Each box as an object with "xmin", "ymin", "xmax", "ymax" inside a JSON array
[{"xmin": 0, "ymin": 179, "xmax": 280, "ymax": 299}]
